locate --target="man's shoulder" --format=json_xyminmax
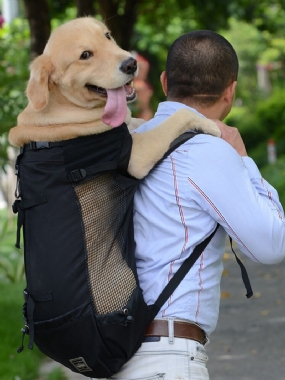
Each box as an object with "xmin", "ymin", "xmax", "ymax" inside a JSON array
[
  {"xmin": 185, "ymin": 132, "xmax": 232, "ymax": 150},
  {"xmin": 133, "ymin": 117, "xmax": 166, "ymax": 133},
  {"xmin": 182, "ymin": 133, "xmax": 242, "ymax": 167}
]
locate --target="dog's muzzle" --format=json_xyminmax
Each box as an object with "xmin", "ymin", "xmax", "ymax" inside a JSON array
[{"xmin": 120, "ymin": 57, "xmax": 137, "ymax": 76}]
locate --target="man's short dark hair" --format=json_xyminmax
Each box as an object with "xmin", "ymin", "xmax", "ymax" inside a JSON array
[{"xmin": 166, "ymin": 30, "xmax": 239, "ymax": 106}]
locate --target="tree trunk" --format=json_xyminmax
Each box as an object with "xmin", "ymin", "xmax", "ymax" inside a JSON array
[
  {"xmin": 23, "ymin": 0, "xmax": 51, "ymax": 60},
  {"xmin": 75, "ymin": 0, "xmax": 96, "ymax": 17},
  {"xmin": 97, "ymin": 0, "xmax": 140, "ymax": 50}
]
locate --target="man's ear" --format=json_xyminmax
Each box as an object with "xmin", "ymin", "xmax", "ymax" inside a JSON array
[
  {"xmin": 160, "ymin": 71, "xmax": 168, "ymax": 97},
  {"xmin": 26, "ymin": 55, "xmax": 54, "ymax": 111},
  {"xmin": 224, "ymin": 81, "xmax": 237, "ymax": 105}
]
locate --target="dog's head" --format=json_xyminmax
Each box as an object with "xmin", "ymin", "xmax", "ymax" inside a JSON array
[{"xmin": 26, "ymin": 17, "xmax": 138, "ymax": 127}]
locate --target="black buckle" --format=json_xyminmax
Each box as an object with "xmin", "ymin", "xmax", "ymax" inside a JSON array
[
  {"xmin": 68, "ymin": 169, "xmax": 87, "ymax": 182},
  {"xmin": 30, "ymin": 141, "xmax": 50, "ymax": 149},
  {"xmin": 12, "ymin": 200, "xmax": 20, "ymax": 214}
]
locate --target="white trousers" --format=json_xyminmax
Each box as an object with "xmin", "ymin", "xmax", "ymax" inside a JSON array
[{"xmin": 95, "ymin": 336, "xmax": 209, "ymax": 380}]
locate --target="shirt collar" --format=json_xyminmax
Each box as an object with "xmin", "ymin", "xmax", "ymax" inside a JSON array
[{"xmin": 154, "ymin": 101, "xmax": 206, "ymax": 119}]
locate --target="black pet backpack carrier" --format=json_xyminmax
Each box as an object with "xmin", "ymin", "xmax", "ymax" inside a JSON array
[{"xmin": 12, "ymin": 124, "xmax": 252, "ymax": 378}]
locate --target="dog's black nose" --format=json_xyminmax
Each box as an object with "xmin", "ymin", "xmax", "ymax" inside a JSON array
[{"xmin": 120, "ymin": 57, "xmax": 137, "ymax": 75}]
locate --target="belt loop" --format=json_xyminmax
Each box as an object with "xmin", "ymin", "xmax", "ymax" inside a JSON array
[{"xmin": 168, "ymin": 318, "xmax": 174, "ymax": 344}]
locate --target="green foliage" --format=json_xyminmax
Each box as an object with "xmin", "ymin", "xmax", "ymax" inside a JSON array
[
  {"xmin": 0, "ymin": 209, "xmax": 24, "ymax": 283},
  {"xmin": 221, "ymin": 18, "xmax": 267, "ymax": 103},
  {"xmin": 133, "ymin": 2, "xmax": 199, "ymax": 106},
  {"xmin": 226, "ymin": 89, "xmax": 285, "ymax": 168},
  {"xmin": 255, "ymin": 89, "xmax": 285, "ymax": 156},
  {"xmin": 0, "ymin": 280, "xmax": 44, "ymax": 380},
  {"xmin": 0, "ymin": 19, "xmax": 30, "ymax": 167},
  {"xmin": 261, "ymin": 156, "xmax": 285, "ymax": 208},
  {"xmin": 48, "ymin": 0, "xmax": 75, "ymax": 19},
  {"xmin": 47, "ymin": 367, "xmax": 68, "ymax": 380},
  {"xmin": 50, "ymin": 6, "xmax": 77, "ymax": 29},
  {"xmin": 218, "ymin": 16, "xmax": 285, "ymax": 170}
]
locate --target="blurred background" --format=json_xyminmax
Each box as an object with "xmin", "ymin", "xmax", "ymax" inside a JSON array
[{"xmin": 0, "ymin": 1, "xmax": 285, "ymax": 379}]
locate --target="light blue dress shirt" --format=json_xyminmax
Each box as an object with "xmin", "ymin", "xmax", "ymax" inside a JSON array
[{"xmin": 133, "ymin": 101, "xmax": 285, "ymax": 335}]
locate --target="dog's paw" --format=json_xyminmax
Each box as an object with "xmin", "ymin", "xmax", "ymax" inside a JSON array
[
  {"xmin": 127, "ymin": 117, "xmax": 145, "ymax": 132},
  {"xmin": 174, "ymin": 108, "xmax": 221, "ymax": 137},
  {"xmin": 128, "ymin": 108, "xmax": 222, "ymax": 179}
]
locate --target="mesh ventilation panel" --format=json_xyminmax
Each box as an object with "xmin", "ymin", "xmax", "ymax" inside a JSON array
[{"xmin": 74, "ymin": 173, "xmax": 136, "ymax": 315}]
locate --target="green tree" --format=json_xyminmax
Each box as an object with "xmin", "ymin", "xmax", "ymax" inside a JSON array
[
  {"xmin": 0, "ymin": 20, "xmax": 30, "ymax": 167},
  {"xmin": 2, "ymin": 0, "xmax": 285, "ymax": 166},
  {"xmin": 23, "ymin": 0, "xmax": 51, "ymax": 59}
]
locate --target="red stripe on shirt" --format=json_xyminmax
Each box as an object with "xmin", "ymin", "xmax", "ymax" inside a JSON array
[
  {"xmin": 188, "ymin": 177, "xmax": 260, "ymax": 262},
  {"xmin": 162, "ymin": 155, "xmax": 189, "ymax": 316}
]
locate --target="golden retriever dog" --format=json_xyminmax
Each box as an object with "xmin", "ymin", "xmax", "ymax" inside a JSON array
[
  {"xmin": 8, "ymin": 17, "xmax": 220, "ymax": 179},
  {"xmin": 8, "ymin": 19, "xmax": 222, "ymax": 375}
]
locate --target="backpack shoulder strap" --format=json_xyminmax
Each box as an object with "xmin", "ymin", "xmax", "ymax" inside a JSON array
[
  {"xmin": 167, "ymin": 131, "xmax": 198, "ymax": 154},
  {"xmin": 229, "ymin": 237, "xmax": 253, "ymax": 298},
  {"xmin": 150, "ymin": 224, "xmax": 219, "ymax": 320},
  {"xmin": 164, "ymin": 131, "xmax": 198, "ymax": 159},
  {"xmin": 150, "ymin": 131, "xmax": 198, "ymax": 172}
]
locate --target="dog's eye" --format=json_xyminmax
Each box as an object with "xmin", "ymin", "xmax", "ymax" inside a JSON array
[
  {"xmin": 80, "ymin": 51, "xmax": 93, "ymax": 60},
  {"xmin": 105, "ymin": 32, "xmax": 111, "ymax": 40}
]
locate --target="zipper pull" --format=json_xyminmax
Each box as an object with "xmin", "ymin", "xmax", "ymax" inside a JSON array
[{"xmin": 17, "ymin": 325, "xmax": 29, "ymax": 353}]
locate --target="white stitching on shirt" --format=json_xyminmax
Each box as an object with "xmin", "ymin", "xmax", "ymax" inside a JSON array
[
  {"xmin": 162, "ymin": 155, "xmax": 189, "ymax": 316},
  {"xmin": 261, "ymin": 177, "xmax": 284, "ymax": 219},
  {"xmin": 195, "ymin": 251, "xmax": 204, "ymax": 323},
  {"xmin": 188, "ymin": 177, "xmax": 260, "ymax": 263}
]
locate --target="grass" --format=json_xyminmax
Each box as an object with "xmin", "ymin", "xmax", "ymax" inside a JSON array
[
  {"xmin": 0, "ymin": 208, "xmax": 68, "ymax": 380},
  {"xmin": 0, "ymin": 209, "xmax": 45, "ymax": 379},
  {"xmin": 0, "ymin": 280, "xmax": 44, "ymax": 380},
  {"xmin": 46, "ymin": 368, "xmax": 67, "ymax": 380},
  {"xmin": 0, "ymin": 208, "xmax": 24, "ymax": 283}
]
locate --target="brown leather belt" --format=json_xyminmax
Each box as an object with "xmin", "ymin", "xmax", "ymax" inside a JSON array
[{"xmin": 144, "ymin": 319, "xmax": 207, "ymax": 345}]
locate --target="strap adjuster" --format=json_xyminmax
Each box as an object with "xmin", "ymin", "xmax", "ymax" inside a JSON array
[
  {"xmin": 68, "ymin": 169, "xmax": 87, "ymax": 182},
  {"xmin": 30, "ymin": 141, "xmax": 50, "ymax": 149}
]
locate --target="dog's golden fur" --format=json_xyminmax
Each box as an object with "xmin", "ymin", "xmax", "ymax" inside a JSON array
[{"xmin": 9, "ymin": 17, "xmax": 221, "ymax": 179}]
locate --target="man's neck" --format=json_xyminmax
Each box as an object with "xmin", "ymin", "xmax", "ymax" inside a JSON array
[{"xmin": 167, "ymin": 97, "xmax": 226, "ymax": 121}]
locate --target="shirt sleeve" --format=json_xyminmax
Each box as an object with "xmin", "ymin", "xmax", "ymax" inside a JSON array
[{"xmin": 187, "ymin": 135, "xmax": 285, "ymax": 264}]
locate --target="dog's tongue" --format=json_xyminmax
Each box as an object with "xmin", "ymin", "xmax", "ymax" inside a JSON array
[{"xmin": 102, "ymin": 86, "xmax": 127, "ymax": 128}]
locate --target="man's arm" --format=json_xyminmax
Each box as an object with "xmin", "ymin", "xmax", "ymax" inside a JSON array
[{"xmin": 187, "ymin": 133, "xmax": 285, "ymax": 265}]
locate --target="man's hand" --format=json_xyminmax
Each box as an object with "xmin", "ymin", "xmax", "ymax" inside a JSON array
[{"xmin": 213, "ymin": 120, "xmax": 248, "ymax": 156}]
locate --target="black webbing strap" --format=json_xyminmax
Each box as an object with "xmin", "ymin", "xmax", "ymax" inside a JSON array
[
  {"xmin": 153, "ymin": 131, "xmax": 197, "ymax": 170},
  {"xmin": 167, "ymin": 131, "xmax": 198, "ymax": 156},
  {"xmin": 12, "ymin": 196, "xmax": 47, "ymax": 248},
  {"xmin": 150, "ymin": 224, "xmax": 219, "ymax": 319},
  {"xmin": 67, "ymin": 161, "xmax": 118, "ymax": 182},
  {"xmin": 18, "ymin": 290, "xmax": 53, "ymax": 353},
  {"xmin": 152, "ymin": 131, "xmax": 253, "ymax": 302},
  {"xmin": 23, "ymin": 141, "xmax": 61, "ymax": 151},
  {"xmin": 26, "ymin": 295, "xmax": 35, "ymax": 349},
  {"xmin": 25, "ymin": 291, "xmax": 53, "ymax": 350},
  {"xmin": 229, "ymin": 237, "xmax": 253, "ymax": 298}
]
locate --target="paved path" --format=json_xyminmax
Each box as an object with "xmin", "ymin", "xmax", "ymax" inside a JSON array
[
  {"xmin": 40, "ymin": 358, "xmax": 86, "ymax": 380},
  {"xmin": 41, "ymin": 239, "xmax": 285, "ymax": 380},
  {"xmin": 207, "ymin": 240, "xmax": 285, "ymax": 380}
]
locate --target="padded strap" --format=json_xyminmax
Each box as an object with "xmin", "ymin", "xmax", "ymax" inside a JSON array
[
  {"xmin": 26, "ymin": 295, "xmax": 35, "ymax": 349},
  {"xmin": 153, "ymin": 132, "xmax": 197, "ymax": 170},
  {"xmin": 67, "ymin": 161, "xmax": 118, "ymax": 182},
  {"xmin": 12, "ymin": 196, "xmax": 47, "ymax": 248},
  {"xmin": 150, "ymin": 224, "xmax": 219, "ymax": 320}
]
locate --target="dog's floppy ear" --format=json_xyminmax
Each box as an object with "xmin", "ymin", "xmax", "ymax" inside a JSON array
[{"xmin": 26, "ymin": 55, "xmax": 54, "ymax": 111}]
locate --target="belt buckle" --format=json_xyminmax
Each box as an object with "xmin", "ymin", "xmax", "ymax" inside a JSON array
[
  {"xmin": 187, "ymin": 321, "xmax": 208, "ymax": 345},
  {"xmin": 201, "ymin": 334, "xmax": 209, "ymax": 345}
]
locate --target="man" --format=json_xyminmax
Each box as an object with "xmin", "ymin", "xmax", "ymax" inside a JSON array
[
  {"xmin": 109, "ymin": 31, "xmax": 285, "ymax": 379},
  {"xmin": 0, "ymin": 12, "xmax": 4, "ymax": 28}
]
